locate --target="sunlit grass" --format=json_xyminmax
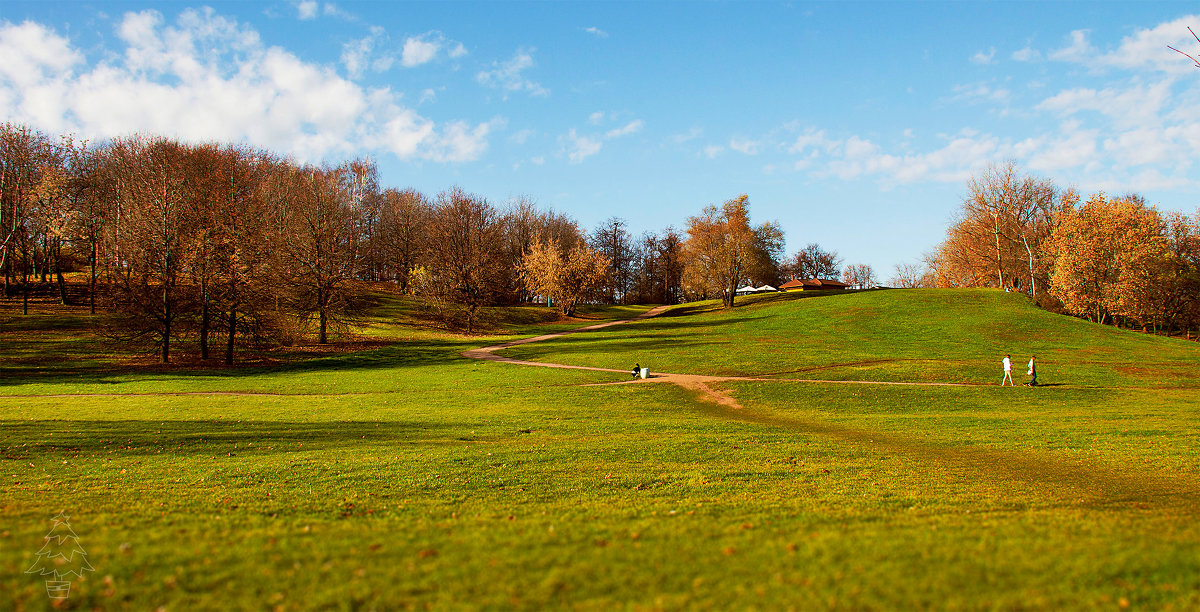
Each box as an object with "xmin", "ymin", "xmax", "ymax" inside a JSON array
[{"xmin": 2, "ymin": 288, "xmax": 1199, "ymax": 609}]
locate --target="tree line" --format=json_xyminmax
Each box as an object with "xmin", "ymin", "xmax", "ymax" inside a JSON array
[
  {"xmin": 908, "ymin": 162, "xmax": 1200, "ymax": 337},
  {"xmin": 5, "ymin": 123, "xmax": 871, "ymax": 362}
]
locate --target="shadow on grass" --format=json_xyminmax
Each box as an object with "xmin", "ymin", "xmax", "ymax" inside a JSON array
[
  {"xmin": 696, "ymin": 396, "xmax": 1200, "ymax": 512},
  {"xmin": 660, "ymin": 290, "xmax": 849, "ymax": 318},
  {"xmin": 0, "ymin": 337, "xmax": 480, "ymax": 389},
  {"xmin": 0, "ymin": 418, "xmax": 476, "ymax": 458}
]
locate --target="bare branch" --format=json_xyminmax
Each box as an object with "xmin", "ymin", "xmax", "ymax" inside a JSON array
[
  {"xmin": 1168, "ymin": 26, "xmax": 1200, "ymax": 68},
  {"xmin": 1167, "ymin": 44, "xmax": 1200, "ymax": 68}
]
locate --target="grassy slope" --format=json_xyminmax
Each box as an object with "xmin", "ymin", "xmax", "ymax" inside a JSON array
[
  {"xmin": 2, "ymin": 290, "xmax": 1199, "ymax": 610},
  {"xmin": 503, "ymin": 288, "xmax": 1200, "ymax": 387}
]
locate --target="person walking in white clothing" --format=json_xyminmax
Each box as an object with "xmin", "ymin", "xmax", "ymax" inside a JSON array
[{"xmin": 1001, "ymin": 354, "xmax": 1014, "ymax": 386}]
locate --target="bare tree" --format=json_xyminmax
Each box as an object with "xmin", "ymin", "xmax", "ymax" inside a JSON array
[
  {"xmin": 208, "ymin": 145, "xmax": 276, "ymax": 363},
  {"xmin": 423, "ymin": 187, "xmax": 503, "ymax": 333},
  {"xmin": 842, "ymin": 263, "xmax": 877, "ymax": 289},
  {"xmin": 940, "ymin": 162, "xmax": 1062, "ymax": 295},
  {"xmin": 0, "ymin": 124, "xmax": 49, "ymax": 310},
  {"xmin": 106, "ymin": 136, "xmax": 195, "ymax": 363},
  {"xmin": 272, "ymin": 164, "xmax": 364, "ymax": 344},
  {"xmin": 782, "ymin": 243, "xmax": 842, "ymax": 280},
  {"xmin": 889, "ymin": 262, "xmax": 933, "ymax": 288},
  {"xmin": 590, "ymin": 217, "xmax": 634, "ymax": 304},
  {"xmin": 376, "ymin": 187, "xmax": 431, "ymax": 293}
]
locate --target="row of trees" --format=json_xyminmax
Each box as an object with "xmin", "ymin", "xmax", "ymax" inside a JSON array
[
  {"xmin": 916, "ymin": 162, "xmax": 1200, "ymax": 335},
  {"xmin": 5, "ymin": 123, "xmax": 874, "ymax": 361}
]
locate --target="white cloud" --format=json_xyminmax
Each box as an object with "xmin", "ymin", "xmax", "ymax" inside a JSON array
[
  {"xmin": 322, "ymin": 3, "xmax": 353, "ymax": 20},
  {"xmin": 566, "ymin": 128, "xmax": 601, "ymax": 163},
  {"xmin": 1026, "ymin": 122, "xmax": 1100, "ymax": 172},
  {"xmin": 296, "ymin": 0, "xmax": 318, "ymax": 20},
  {"xmin": 843, "ymin": 136, "xmax": 879, "ymax": 158},
  {"xmin": 1098, "ymin": 14, "xmax": 1200, "ymax": 73},
  {"xmin": 970, "ymin": 47, "xmax": 995, "ymax": 65},
  {"xmin": 787, "ymin": 128, "xmax": 832, "ymax": 155},
  {"xmin": 1103, "ymin": 126, "xmax": 1177, "ymax": 167},
  {"xmin": 0, "ymin": 20, "xmax": 82, "ymax": 94},
  {"xmin": 1012, "ymin": 47, "xmax": 1041, "ymax": 62},
  {"xmin": 424, "ymin": 118, "xmax": 500, "ymax": 163},
  {"xmin": 1044, "ymin": 17, "xmax": 1200, "ymax": 74},
  {"xmin": 950, "ymin": 82, "xmax": 1011, "ymax": 105},
  {"xmin": 1037, "ymin": 80, "xmax": 1171, "ymax": 128},
  {"xmin": 604, "ymin": 119, "xmax": 642, "ymax": 139},
  {"xmin": 585, "ymin": 26, "xmax": 608, "ymax": 38},
  {"xmin": 342, "ymin": 27, "xmax": 393, "ymax": 77},
  {"xmin": 1049, "ymin": 29, "xmax": 1095, "ymax": 63},
  {"xmin": 703, "ymin": 144, "xmax": 724, "ymax": 159},
  {"xmin": 672, "ymin": 126, "xmax": 703, "ymax": 144},
  {"xmin": 588, "ymin": 111, "xmax": 605, "ymax": 125},
  {"xmin": 0, "ymin": 9, "xmax": 491, "ymax": 164},
  {"xmin": 476, "ymin": 48, "xmax": 548, "ymax": 96},
  {"xmin": 730, "ymin": 136, "xmax": 760, "ymax": 155},
  {"xmin": 510, "ymin": 128, "xmax": 535, "ymax": 144},
  {"xmin": 402, "ymin": 33, "xmax": 440, "ymax": 67}
]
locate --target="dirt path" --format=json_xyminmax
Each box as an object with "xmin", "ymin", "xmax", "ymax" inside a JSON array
[{"xmin": 462, "ymin": 305, "xmax": 979, "ymax": 409}]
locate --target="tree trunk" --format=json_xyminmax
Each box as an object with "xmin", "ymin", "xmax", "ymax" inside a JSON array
[
  {"xmin": 1021, "ymin": 234, "xmax": 1036, "ymax": 299},
  {"xmin": 319, "ymin": 308, "xmax": 328, "ymax": 344},
  {"xmin": 992, "ymin": 213, "xmax": 1004, "ymax": 290},
  {"xmin": 162, "ymin": 285, "xmax": 171, "ymax": 363},
  {"xmin": 200, "ymin": 299, "xmax": 210, "ymax": 359},
  {"xmin": 55, "ymin": 269, "xmax": 68, "ymax": 305},
  {"xmin": 89, "ymin": 240, "xmax": 96, "ymax": 315},
  {"xmin": 225, "ymin": 303, "xmax": 237, "ymax": 365}
]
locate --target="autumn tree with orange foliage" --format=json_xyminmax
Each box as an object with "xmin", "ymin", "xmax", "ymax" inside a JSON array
[
  {"xmin": 683, "ymin": 195, "xmax": 783, "ymax": 308},
  {"xmin": 1045, "ymin": 193, "xmax": 1168, "ymax": 325}
]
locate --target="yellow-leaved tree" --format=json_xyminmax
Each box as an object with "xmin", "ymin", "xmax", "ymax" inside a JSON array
[{"xmin": 519, "ymin": 236, "xmax": 610, "ymax": 317}]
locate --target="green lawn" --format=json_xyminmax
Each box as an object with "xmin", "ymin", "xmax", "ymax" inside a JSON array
[{"xmin": 2, "ymin": 289, "xmax": 1199, "ymax": 609}]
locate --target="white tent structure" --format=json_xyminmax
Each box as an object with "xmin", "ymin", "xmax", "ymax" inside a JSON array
[{"xmin": 736, "ymin": 285, "xmax": 778, "ymax": 296}]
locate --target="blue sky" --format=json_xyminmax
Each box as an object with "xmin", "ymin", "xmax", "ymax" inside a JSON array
[{"xmin": 2, "ymin": 1, "xmax": 1198, "ymax": 277}]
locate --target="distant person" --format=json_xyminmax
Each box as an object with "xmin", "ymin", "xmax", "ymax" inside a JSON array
[
  {"xmin": 632, "ymin": 363, "xmax": 641, "ymax": 379},
  {"xmin": 1001, "ymin": 354, "xmax": 1014, "ymax": 386},
  {"xmin": 1025, "ymin": 355, "xmax": 1038, "ymax": 387}
]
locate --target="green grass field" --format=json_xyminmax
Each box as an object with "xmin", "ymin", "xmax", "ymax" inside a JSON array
[{"xmin": 2, "ymin": 289, "xmax": 1199, "ymax": 609}]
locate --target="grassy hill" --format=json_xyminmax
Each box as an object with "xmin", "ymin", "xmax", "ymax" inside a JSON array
[
  {"xmin": 2, "ymin": 288, "xmax": 1199, "ymax": 609},
  {"xmin": 502, "ymin": 288, "xmax": 1200, "ymax": 387}
]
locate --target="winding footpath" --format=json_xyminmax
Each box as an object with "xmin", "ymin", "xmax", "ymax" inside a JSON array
[{"xmin": 462, "ymin": 306, "xmax": 976, "ymax": 409}]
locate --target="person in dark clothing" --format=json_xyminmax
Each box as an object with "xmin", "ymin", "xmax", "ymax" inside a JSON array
[{"xmin": 1025, "ymin": 355, "xmax": 1038, "ymax": 386}]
